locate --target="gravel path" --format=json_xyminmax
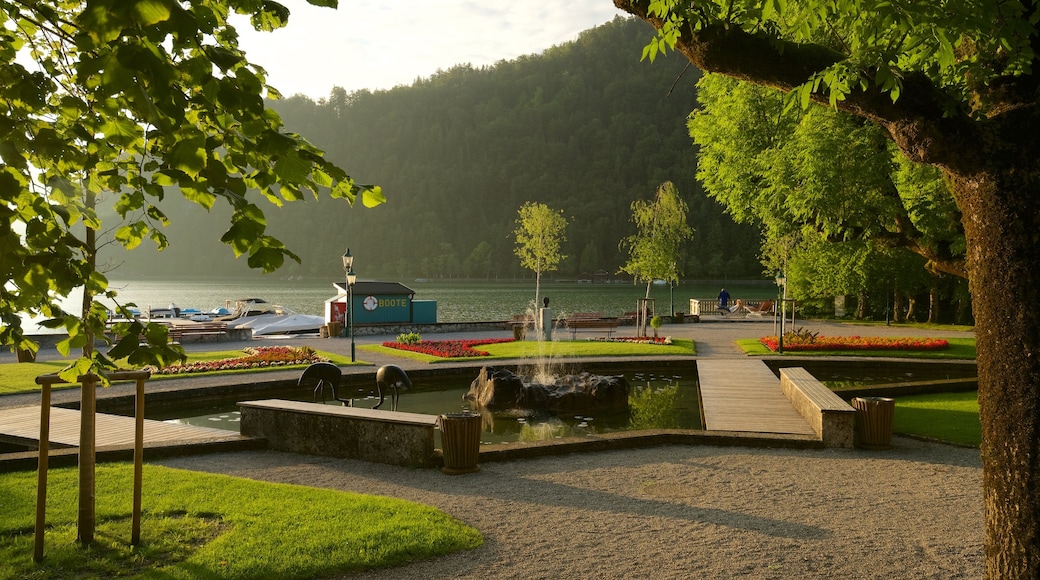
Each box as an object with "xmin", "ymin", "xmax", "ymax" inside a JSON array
[{"xmin": 159, "ymin": 437, "xmax": 982, "ymax": 579}]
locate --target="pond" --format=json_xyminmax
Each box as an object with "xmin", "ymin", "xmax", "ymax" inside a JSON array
[{"xmin": 146, "ymin": 369, "xmax": 702, "ymax": 445}]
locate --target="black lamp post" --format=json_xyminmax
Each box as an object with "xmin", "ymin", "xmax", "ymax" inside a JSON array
[
  {"xmin": 342, "ymin": 248, "xmax": 357, "ymax": 362},
  {"xmin": 775, "ymin": 271, "xmax": 787, "ymax": 354}
]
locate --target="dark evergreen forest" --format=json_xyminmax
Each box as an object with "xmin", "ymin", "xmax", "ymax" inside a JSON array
[{"xmin": 106, "ymin": 17, "xmax": 761, "ymax": 282}]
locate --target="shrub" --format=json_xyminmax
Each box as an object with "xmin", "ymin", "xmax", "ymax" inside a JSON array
[{"xmin": 397, "ymin": 332, "xmax": 422, "ymax": 345}]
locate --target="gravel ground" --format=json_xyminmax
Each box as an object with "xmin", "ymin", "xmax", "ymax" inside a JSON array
[{"xmin": 158, "ymin": 436, "xmax": 982, "ymax": 579}]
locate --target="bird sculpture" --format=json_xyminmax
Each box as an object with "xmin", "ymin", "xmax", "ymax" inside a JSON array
[
  {"xmin": 373, "ymin": 364, "xmax": 411, "ymax": 411},
  {"xmin": 299, "ymin": 362, "xmax": 348, "ymax": 405},
  {"xmin": 298, "ymin": 362, "xmax": 411, "ymax": 411}
]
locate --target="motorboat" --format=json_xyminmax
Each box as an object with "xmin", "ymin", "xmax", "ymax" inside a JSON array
[{"xmin": 216, "ymin": 298, "xmax": 325, "ymax": 335}]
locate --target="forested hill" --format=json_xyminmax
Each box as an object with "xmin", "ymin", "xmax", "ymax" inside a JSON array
[{"xmin": 108, "ymin": 16, "xmax": 761, "ymax": 282}]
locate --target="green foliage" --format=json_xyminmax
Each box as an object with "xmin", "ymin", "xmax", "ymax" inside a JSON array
[
  {"xmin": 619, "ymin": 181, "xmax": 693, "ymax": 296},
  {"xmin": 0, "ymin": 463, "xmax": 482, "ymax": 578},
  {"xmin": 0, "ymin": 0, "xmax": 382, "ymax": 377},
  {"xmin": 628, "ymin": 384, "xmax": 683, "ymax": 430},
  {"xmin": 782, "ymin": 326, "xmax": 819, "ymax": 343},
  {"xmin": 641, "ymin": 0, "xmax": 1035, "ymax": 116},
  {"xmin": 396, "ymin": 332, "xmax": 422, "ymax": 345},
  {"xmin": 688, "ymin": 73, "xmax": 965, "ymax": 290},
  {"xmin": 650, "ymin": 316, "xmax": 663, "ymax": 330}
]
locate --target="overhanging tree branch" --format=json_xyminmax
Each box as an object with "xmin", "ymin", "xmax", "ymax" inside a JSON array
[{"xmin": 614, "ymin": 0, "xmax": 981, "ymax": 168}]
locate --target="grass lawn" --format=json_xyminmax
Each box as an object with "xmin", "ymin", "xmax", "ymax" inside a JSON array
[
  {"xmin": 0, "ymin": 350, "xmax": 356, "ymax": 397},
  {"xmin": 736, "ymin": 337, "xmax": 976, "ymax": 359},
  {"xmin": 837, "ymin": 320, "xmax": 975, "ymax": 332},
  {"xmin": 893, "ymin": 390, "xmax": 981, "ymax": 447},
  {"xmin": 0, "ymin": 463, "xmax": 481, "ymax": 579},
  {"xmin": 362, "ymin": 337, "xmax": 696, "ymax": 364}
]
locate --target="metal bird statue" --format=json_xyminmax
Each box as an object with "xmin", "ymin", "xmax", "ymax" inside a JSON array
[
  {"xmin": 373, "ymin": 364, "xmax": 411, "ymax": 411},
  {"xmin": 298, "ymin": 362, "xmax": 411, "ymax": 410},
  {"xmin": 299, "ymin": 362, "xmax": 350, "ymax": 405}
]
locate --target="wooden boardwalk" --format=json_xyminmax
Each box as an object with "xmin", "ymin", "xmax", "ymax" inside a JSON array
[
  {"xmin": 0, "ymin": 406, "xmax": 242, "ymax": 449},
  {"xmin": 697, "ymin": 359, "xmax": 816, "ymax": 436}
]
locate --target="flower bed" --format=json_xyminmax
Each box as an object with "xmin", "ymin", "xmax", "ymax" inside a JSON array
[
  {"xmin": 148, "ymin": 346, "xmax": 328, "ymax": 375},
  {"xmin": 588, "ymin": 336, "xmax": 673, "ymax": 345},
  {"xmin": 759, "ymin": 335, "xmax": 950, "ymax": 352},
  {"xmin": 381, "ymin": 338, "xmax": 515, "ymax": 358}
]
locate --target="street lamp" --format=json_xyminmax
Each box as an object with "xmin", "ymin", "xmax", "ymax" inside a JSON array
[
  {"xmin": 775, "ymin": 271, "xmax": 787, "ymax": 354},
  {"xmin": 342, "ymin": 248, "xmax": 357, "ymax": 362}
]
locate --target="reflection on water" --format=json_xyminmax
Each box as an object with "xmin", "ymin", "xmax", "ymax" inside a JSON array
[
  {"xmin": 154, "ymin": 370, "xmax": 701, "ymax": 445},
  {"xmin": 819, "ymin": 369, "xmax": 977, "ymax": 389}
]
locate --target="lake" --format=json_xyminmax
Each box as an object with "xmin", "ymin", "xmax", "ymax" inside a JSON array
[{"xmin": 32, "ymin": 278, "xmax": 778, "ymax": 330}]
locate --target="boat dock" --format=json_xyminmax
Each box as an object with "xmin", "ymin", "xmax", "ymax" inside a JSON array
[
  {"xmin": 697, "ymin": 359, "xmax": 817, "ymax": 436},
  {"xmin": 0, "ymin": 406, "xmax": 249, "ymax": 450}
]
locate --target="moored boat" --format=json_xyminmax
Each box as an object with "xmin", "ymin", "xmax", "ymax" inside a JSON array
[{"xmin": 216, "ymin": 298, "xmax": 325, "ymax": 335}]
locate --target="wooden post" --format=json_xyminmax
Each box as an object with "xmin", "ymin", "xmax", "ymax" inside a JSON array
[
  {"xmin": 132, "ymin": 377, "xmax": 144, "ymax": 545},
  {"xmin": 33, "ymin": 380, "xmax": 51, "ymax": 562},
  {"xmin": 31, "ymin": 370, "xmax": 151, "ymax": 560},
  {"xmin": 78, "ymin": 375, "xmax": 96, "ymax": 545}
]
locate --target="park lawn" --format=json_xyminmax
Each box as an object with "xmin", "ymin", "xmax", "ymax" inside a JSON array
[
  {"xmin": 0, "ymin": 463, "xmax": 481, "ymax": 580},
  {"xmin": 893, "ymin": 390, "xmax": 981, "ymax": 447},
  {"xmin": 362, "ymin": 338, "xmax": 696, "ymax": 364},
  {"xmin": 838, "ymin": 320, "xmax": 975, "ymax": 333},
  {"xmin": 735, "ymin": 337, "xmax": 976, "ymax": 359},
  {"xmin": 0, "ymin": 350, "xmax": 355, "ymax": 397}
]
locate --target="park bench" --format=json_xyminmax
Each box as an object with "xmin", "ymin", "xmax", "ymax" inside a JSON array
[{"xmin": 564, "ymin": 312, "xmax": 620, "ymax": 338}]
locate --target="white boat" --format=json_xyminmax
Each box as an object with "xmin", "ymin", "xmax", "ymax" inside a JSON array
[{"xmin": 216, "ymin": 298, "xmax": 325, "ymax": 335}]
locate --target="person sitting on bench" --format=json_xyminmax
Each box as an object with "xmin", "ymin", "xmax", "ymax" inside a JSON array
[{"xmin": 718, "ymin": 288, "xmax": 738, "ymax": 314}]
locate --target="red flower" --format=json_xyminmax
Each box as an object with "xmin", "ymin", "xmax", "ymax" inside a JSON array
[
  {"xmin": 759, "ymin": 336, "xmax": 949, "ymax": 352},
  {"xmin": 149, "ymin": 346, "xmax": 328, "ymax": 375},
  {"xmin": 382, "ymin": 338, "xmax": 515, "ymax": 358}
]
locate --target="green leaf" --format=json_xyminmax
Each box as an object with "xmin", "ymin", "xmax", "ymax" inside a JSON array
[
  {"xmin": 361, "ymin": 185, "xmax": 386, "ymax": 208},
  {"xmin": 167, "ymin": 137, "xmax": 207, "ymax": 177},
  {"xmin": 133, "ymin": 0, "xmax": 173, "ymax": 26},
  {"xmin": 251, "ymin": 2, "xmax": 291, "ymax": 31},
  {"xmin": 273, "ymin": 151, "xmax": 312, "ymax": 183}
]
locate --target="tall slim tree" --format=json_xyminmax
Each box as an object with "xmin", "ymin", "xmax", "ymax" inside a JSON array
[
  {"xmin": 619, "ymin": 181, "xmax": 693, "ymax": 298},
  {"xmin": 613, "ymin": 0, "xmax": 1040, "ymax": 575},
  {"xmin": 1, "ymin": 0, "xmax": 382, "ymax": 546},
  {"xmin": 514, "ymin": 201, "xmax": 568, "ymax": 309}
]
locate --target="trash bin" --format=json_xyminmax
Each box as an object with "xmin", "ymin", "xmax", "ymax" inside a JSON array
[
  {"xmin": 439, "ymin": 412, "xmax": 482, "ymax": 474},
  {"xmin": 852, "ymin": 396, "xmax": 895, "ymax": 449},
  {"xmin": 327, "ymin": 322, "xmax": 342, "ymax": 338},
  {"xmin": 512, "ymin": 323, "xmax": 526, "ymax": 341},
  {"xmin": 16, "ymin": 348, "xmax": 35, "ymax": 363}
]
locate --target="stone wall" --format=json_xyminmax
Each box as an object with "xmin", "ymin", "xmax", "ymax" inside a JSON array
[{"xmin": 239, "ymin": 399, "xmax": 439, "ymax": 468}]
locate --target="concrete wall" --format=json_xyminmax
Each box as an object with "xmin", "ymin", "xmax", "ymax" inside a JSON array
[
  {"xmin": 239, "ymin": 399, "xmax": 439, "ymax": 468},
  {"xmin": 780, "ymin": 367, "xmax": 855, "ymax": 448}
]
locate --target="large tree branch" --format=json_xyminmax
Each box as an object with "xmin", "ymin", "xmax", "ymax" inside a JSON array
[{"xmin": 614, "ymin": 0, "xmax": 983, "ymax": 170}]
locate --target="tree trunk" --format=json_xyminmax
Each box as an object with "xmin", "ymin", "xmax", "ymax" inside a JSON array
[
  {"xmin": 928, "ymin": 282, "xmax": 940, "ymax": 324},
  {"xmin": 893, "ymin": 290, "xmax": 905, "ymax": 323},
  {"xmin": 953, "ymin": 169, "xmax": 1040, "ymax": 578},
  {"xmin": 855, "ymin": 293, "xmax": 868, "ymax": 319},
  {"xmin": 905, "ymin": 296, "xmax": 917, "ymax": 322}
]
